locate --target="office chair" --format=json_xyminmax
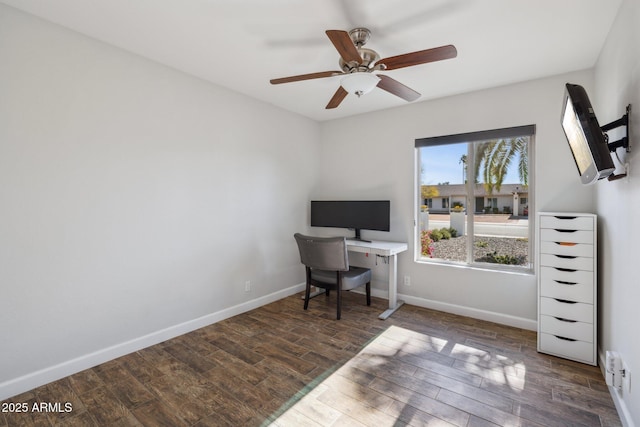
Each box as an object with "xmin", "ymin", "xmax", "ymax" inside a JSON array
[{"xmin": 294, "ymin": 233, "xmax": 372, "ymax": 320}]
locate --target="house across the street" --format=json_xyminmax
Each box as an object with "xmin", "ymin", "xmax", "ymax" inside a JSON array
[{"xmin": 423, "ymin": 183, "xmax": 528, "ymax": 216}]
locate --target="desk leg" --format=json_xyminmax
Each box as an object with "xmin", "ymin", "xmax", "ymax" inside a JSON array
[{"xmin": 378, "ymin": 254, "xmax": 404, "ymax": 320}]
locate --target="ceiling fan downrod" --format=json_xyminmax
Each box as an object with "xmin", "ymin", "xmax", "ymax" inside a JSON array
[{"xmin": 349, "ymin": 28, "xmax": 371, "ymax": 47}]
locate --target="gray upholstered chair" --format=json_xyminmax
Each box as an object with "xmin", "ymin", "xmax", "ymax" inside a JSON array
[{"xmin": 294, "ymin": 233, "xmax": 372, "ymax": 320}]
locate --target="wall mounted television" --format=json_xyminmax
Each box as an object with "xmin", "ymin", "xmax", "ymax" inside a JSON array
[
  {"xmin": 561, "ymin": 83, "xmax": 615, "ymax": 184},
  {"xmin": 310, "ymin": 200, "xmax": 390, "ymax": 241}
]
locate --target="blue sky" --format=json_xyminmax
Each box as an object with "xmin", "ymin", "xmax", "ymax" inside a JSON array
[{"xmin": 420, "ymin": 143, "xmax": 524, "ymax": 185}]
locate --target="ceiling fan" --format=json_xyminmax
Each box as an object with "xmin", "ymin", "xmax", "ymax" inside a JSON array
[{"xmin": 269, "ymin": 28, "xmax": 457, "ymax": 109}]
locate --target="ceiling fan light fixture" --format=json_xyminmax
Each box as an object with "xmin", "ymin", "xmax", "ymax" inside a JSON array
[{"xmin": 340, "ymin": 73, "xmax": 380, "ymax": 97}]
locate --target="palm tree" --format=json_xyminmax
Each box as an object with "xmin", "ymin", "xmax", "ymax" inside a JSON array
[
  {"xmin": 474, "ymin": 137, "xmax": 528, "ymax": 194},
  {"xmin": 459, "ymin": 154, "xmax": 467, "ymax": 183}
]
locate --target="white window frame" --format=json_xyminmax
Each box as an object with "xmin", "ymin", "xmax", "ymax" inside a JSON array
[{"xmin": 415, "ymin": 125, "xmax": 535, "ymax": 273}]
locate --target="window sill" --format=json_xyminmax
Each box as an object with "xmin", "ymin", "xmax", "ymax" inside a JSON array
[{"xmin": 415, "ymin": 257, "xmax": 534, "ymax": 276}]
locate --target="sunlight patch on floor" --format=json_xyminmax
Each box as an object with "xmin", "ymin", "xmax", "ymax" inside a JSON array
[
  {"xmin": 268, "ymin": 324, "xmax": 532, "ymax": 426},
  {"xmin": 451, "ymin": 342, "xmax": 527, "ymax": 390},
  {"xmin": 267, "ymin": 325, "xmax": 469, "ymax": 426}
]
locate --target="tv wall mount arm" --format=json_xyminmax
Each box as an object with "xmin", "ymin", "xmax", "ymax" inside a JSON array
[
  {"xmin": 602, "ymin": 104, "xmax": 631, "ymax": 181},
  {"xmin": 602, "ymin": 104, "xmax": 631, "ymax": 152}
]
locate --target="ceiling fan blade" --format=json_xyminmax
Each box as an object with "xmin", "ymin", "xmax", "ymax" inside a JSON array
[
  {"xmin": 378, "ymin": 45, "xmax": 457, "ymax": 71},
  {"xmin": 376, "ymin": 75, "xmax": 420, "ymax": 102},
  {"xmin": 270, "ymin": 71, "xmax": 343, "ymax": 85},
  {"xmin": 326, "ymin": 30, "xmax": 362, "ymax": 64},
  {"xmin": 326, "ymin": 86, "xmax": 348, "ymax": 109}
]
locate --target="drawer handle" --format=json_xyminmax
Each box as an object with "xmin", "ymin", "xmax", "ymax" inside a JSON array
[
  {"xmin": 554, "ymin": 267, "xmax": 577, "ymax": 272},
  {"xmin": 554, "ymin": 280, "xmax": 577, "ymax": 285},
  {"xmin": 555, "ymin": 255, "xmax": 577, "ymax": 259},
  {"xmin": 555, "ymin": 335, "xmax": 577, "ymax": 342},
  {"xmin": 554, "ymin": 216, "xmax": 577, "ymax": 220},
  {"xmin": 554, "ymin": 229, "xmax": 577, "ymax": 233},
  {"xmin": 554, "ymin": 298, "xmax": 577, "ymax": 304},
  {"xmin": 555, "ymin": 241, "xmax": 577, "ymax": 246},
  {"xmin": 554, "ymin": 316, "xmax": 577, "ymax": 323}
]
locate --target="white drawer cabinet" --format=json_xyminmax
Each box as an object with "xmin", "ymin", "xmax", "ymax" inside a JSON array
[
  {"xmin": 539, "ymin": 241, "xmax": 594, "ymax": 257},
  {"xmin": 539, "ymin": 334, "xmax": 595, "ymax": 364},
  {"xmin": 539, "ymin": 268, "xmax": 594, "ymax": 303},
  {"xmin": 539, "ymin": 315, "xmax": 594, "ymax": 342},
  {"xmin": 539, "ymin": 229, "xmax": 593, "ymax": 244},
  {"xmin": 540, "ymin": 297, "xmax": 594, "ymax": 323},
  {"xmin": 539, "ymin": 215, "xmax": 594, "ymax": 230},
  {"xmin": 540, "ymin": 253, "xmax": 593, "ymax": 271},
  {"xmin": 536, "ymin": 212, "xmax": 597, "ymax": 365}
]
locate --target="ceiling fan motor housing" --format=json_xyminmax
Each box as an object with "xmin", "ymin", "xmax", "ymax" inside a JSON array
[
  {"xmin": 338, "ymin": 28, "xmax": 379, "ymax": 73},
  {"xmin": 340, "ymin": 47, "xmax": 380, "ymax": 73}
]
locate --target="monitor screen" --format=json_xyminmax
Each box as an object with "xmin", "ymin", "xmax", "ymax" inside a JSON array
[
  {"xmin": 561, "ymin": 83, "xmax": 615, "ymax": 184},
  {"xmin": 310, "ymin": 200, "xmax": 390, "ymax": 239}
]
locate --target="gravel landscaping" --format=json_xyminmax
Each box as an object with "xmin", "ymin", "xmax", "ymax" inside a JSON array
[{"xmin": 428, "ymin": 235, "xmax": 529, "ymax": 265}]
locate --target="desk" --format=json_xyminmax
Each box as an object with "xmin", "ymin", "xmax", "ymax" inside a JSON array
[{"xmin": 346, "ymin": 240, "xmax": 408, "ymax": 319}]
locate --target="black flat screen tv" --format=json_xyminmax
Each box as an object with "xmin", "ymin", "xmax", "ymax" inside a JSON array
[
  {"xmin": 561, "ymin": 83, "xmax": 615, "ymax": 184},
  {"xmin": 310, "ymin": 200, "xmax": 390, "ymax": 241}
]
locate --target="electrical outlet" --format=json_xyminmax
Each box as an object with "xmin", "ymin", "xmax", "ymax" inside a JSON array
[
  {"xmin": 403, "ymin": 276, "xmax": 411, "ymax": 286},
  {"xmin": 244, "ymin": 280, "xmax": 251, "ymax": 292},
  {"xmin": 623, "ymin": 362, "xmax": 631, "ymax": 394}
]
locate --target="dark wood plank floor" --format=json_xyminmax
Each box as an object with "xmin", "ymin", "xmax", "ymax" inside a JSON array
[{"xmin": 1, "ymin": 292, "xmax": 622, "ymax": 426}]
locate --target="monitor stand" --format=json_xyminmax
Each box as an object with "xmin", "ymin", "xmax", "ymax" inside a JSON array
[{"xmin": 351, "ymin": 228, "xmax": 371, "ymax": 243}]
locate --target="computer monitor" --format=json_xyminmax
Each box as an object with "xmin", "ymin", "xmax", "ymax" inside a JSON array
[{"xmin": 310, "ymin": 200, "xmax": 390, "ymax": 241}]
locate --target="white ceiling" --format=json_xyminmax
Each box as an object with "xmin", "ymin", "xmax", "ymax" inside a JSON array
[{"xmin": 1, "ymin": 0, "xmax": 623, "ymax": 122}]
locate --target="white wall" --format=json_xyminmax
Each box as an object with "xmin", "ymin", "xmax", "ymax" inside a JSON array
[
  {"xmin": 317, "ymin": 71, "xmax": 596, "ymax": 327},
  {"xmin": 593, "ymin": 0, "xmax": 640, "ymax": 424},
  {"xmin": 0, "ymin": 5, "xmax": 318, "ymax": 399}
]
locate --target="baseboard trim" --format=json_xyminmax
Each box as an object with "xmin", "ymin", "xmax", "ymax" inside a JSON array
[
  {"xmin": 350, "ymin": 288, "xmax": 536, "ymax": 330},
  {"xmin": 598, "ymin": 350, "xmax": 636, "ymax": 427},
  {"xmin": 0, "ymin": 283, "xmax": 306, "ymax": 401},
  {"xmin": 398, "ymin": 293, "xmax": 538, "ymax": 331}
]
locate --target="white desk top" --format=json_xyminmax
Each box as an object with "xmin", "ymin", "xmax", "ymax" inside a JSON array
[{"xmin": 346, "ymin": 239, "xmax": 408, "ymax": 256}]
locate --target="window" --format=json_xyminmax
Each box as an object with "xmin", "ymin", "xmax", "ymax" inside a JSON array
[{"xmin": 416, "ymin": 125, "xmax": 534, "ymax": 271}]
